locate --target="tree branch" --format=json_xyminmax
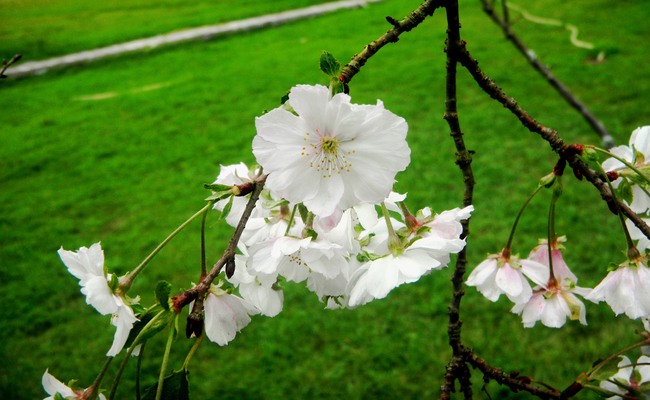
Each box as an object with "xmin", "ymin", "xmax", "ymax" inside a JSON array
[
  {"xmin": 441, "ymin": 0, "xmax": 476, "ymax": 397},
  {"xmin": 339, "ymin": 0, "xmax": 445, "ymax": 85},
  {"xmin": 172, "ymin": 173, "xmax": 267, "ymax": 318},
  {"xmin": 455, "ymin": 44, "xmax": 650, "ymax": 239},
  {"xmin": 479, "ymin": 0, "xmax": 614, "ymax": 148}
]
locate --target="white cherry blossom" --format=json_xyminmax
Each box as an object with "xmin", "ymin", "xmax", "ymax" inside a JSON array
[
  {"xmin": 602, "ymin": 126, "xmax": 650, "ymax": 213},
  {"xmin": 253, "ymin": 84, "xmax": 410, "ymax": 217},
  {"xmin": 466, "ymin": 249, "xmax": 548, "ymax": 304},
  {"xmin": 586, "ymin": 255, "xmax": 650, "ymax": 319},
  {"xmin": 58, "ymin": 243, "xmax": 137, "ymax": 357},
  {"xmin": 511, "ymin": 239, "xmax": 590, "ymax": 328},
  {"xmin": 203, "ymin": 285, "xmax": 258, "ymax": 346}
]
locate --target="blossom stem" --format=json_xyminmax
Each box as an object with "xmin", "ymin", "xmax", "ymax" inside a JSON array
[
  {"xmin": 108, "ymin": 310, "xmax": 167, "ymax": 400},
  {"xmin": 82, "ymin": 357, "xmax": 112, "ymax": 400},
  {"xmin": 200, "ymin": 201, "xmax": 213, "ymax": 278},
  {"xmin": 547, "ymin": 176, "xmax": 562, "ymax": 283},
  {"xmin": 182, "ymin": 334, "xmax": 204, "ymax": 370},
  {"xmin": 505, "ymin": 184, "xmax": 544, "ymax": 251},
  {"xmin": 135, "ymin": 343, "xmax": 145, "ymax": 400},
  {"xmin": 284, "ymin": 205, "xmax": 298, "ymax": 236},
  {"xmin": 121, "ymin": 202, "xmax": 214, "ymax": 293},
  {"xmin": 596, "ymin": 162, "xmax": 637, "ymax": 254},
  {"xmin": 380, "ymin": 202, "xmax": 401, "ymax": 253},
  {"xmin": 585, "ymin": 336, "xmax": 650, "ymax": 379},
  {"xmin": 155, "ymin": 314, "xmax": 179, "ymax": 400}
]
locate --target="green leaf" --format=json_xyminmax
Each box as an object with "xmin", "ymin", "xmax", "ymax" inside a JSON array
[
  {"xmin": 155, "ymin": 281, "xmax": 172, "ymax": 310},
  {"xmin": 142, "ymin": 369, "xmax": 190, "ymax": 400},
  {"xmin": 298, "ymin": 203, "xmax": 309, "ymax": 223},
  {"xmin": 320, "ymin": 51, "xmax": 341, "ymax": 77},
  {"xmin": 329, "ymin": 78, "xmax": 345, "ymax": 95},
  {"xmin": 203, "ymin": 183, "xmax": 231, "ymax": 192},
  {"xmin": 204, "ymin": 190, "xmax": 232, "ymax": 202},
  {"xmin": 589, "ymin": 356, "xmax": 623, "ymax": 381},
  {"xmin": 125, "ymin": 307, "xmax": 175, "ymax": 348},
  {"xmin": 220, "ymin": 195, "xmax": 234, "ymax": 220}
]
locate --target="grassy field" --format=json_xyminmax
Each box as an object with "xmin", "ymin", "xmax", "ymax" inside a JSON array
[
  {"xmin": 0, "ymin": 0, "xmax": 332, "ymax": 60},
  {"xmin": 1, "ymin": 0, "xmax": 650, "ymax": 398}
]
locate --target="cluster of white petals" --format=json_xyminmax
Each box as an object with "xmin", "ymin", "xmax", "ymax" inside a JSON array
[
  {"xmin": 207, "ymin": 158, "xmax": 471, "ymax": 330},
  {"xmin": 603, "ymin": 126, "xmax": 650, "ymax": 214},
  {"xmin": 587, "ymin": 255, "xmax": 650, "ymax": 319},
  {"xmin": 468, "ymin": 237, "xmax": 593, "ymax": 328},
  {"xmin": 58, "ymin": 243, "xmax": 137, "ymax": 356},
  {"xmin": 511, "ymin": 239, "xmax": 591, "ymax": 328},
  {"xmin": 599, "ymin": 355, "xmax": 650, "ymax": 399},
  {"xmin": 465, "ymin": 249, "xmax": 548, "ymax": 304}
]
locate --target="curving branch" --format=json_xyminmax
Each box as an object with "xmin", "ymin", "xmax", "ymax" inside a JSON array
[
  {"xmin": 479, "ymin": 0, "xmax": 615, "ymax": 148},
  {"xmin": 339, "ymin": 0, "xmax": 445, "ymax": 85},
  {"xmin": 455, "ymin": 44, "xmax": 650, "ymax": 239}
]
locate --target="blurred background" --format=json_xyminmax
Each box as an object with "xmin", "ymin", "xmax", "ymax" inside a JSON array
[{"xmin": 1, "ymin": 0, "xmax": 649, "ymax": 398}]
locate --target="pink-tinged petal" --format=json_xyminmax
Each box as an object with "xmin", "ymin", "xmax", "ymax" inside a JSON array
[
  {"xmin": 540, "ymin": 295, "xmax": 568, "ymax": 328},
  {"xmin": 518, "ymin": 293, "xmax": 546, "ymax": 328},
  {"xmin": 203, "ymin": 292, "xmax": 253, "ymax": 346},
  {"xmin": 519, "ymin": 259, "xmax": 550, "ymax": 287},
  {"xmin": 466, "ymin": 258, "xmax": 498, "ymax": 286},
  {"xmin": 495, "ymin": 263, "xmax": 524, "ymax": 298}
]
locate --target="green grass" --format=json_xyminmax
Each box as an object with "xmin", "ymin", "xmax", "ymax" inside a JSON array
[
  {"xmin": 1, "ymin": 0, "xmax": 650, "ymax": 398},
  {"xmin": 0, "ymin": 0, "xmax": 333, "ymax": 60}
]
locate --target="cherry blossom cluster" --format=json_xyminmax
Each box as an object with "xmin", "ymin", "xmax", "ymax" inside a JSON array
[
  {"xmin": 467, "ymin": 237, "xmax": 591, "ymax": 328},
  {"xmin": 466, "ymin": 126, "xmax": 650, "ymax": 329},
  {"xmin": 45, "ymin": 84, "xmax": 472, "ymax": 398},
  {"xmin": 592, "ymin": 126, "xmax": 650, "ymax": 320},
  {"xmin": 204, "ymin": 84, "xmax": 473, "ymax": 341}
]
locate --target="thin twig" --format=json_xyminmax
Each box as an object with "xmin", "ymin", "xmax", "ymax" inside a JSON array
[
  {"xmin": 479, "ymin": 0, "xmax": 614, "ymax": 148},
  {"xmin": 172, "ymin": 173, "xmax": 267, "ymax": 315},
  {"xmin": 464, "ymin": 349, "xmax": 564, "ymax": 399},
  {"xmin": 339, "ymin": 0, "xmax": 445, "ymax": 85}
]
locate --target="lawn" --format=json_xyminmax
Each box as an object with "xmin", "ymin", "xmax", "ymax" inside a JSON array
[{"xmin": 1, "ymin": 0, "xmax": 650, "ymax": 399}]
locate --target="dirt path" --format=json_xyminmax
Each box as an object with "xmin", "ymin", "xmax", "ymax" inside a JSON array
[{"xmin": 7, "ymin": 0, "xmax": 380, "ymax": 78}]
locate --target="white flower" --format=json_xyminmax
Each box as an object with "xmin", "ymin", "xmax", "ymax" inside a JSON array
[
  {"xmin": 42, "ymin": 370, "xmax": 106, "ymax": 400},
  {"xmin": 599, "ymin": 355, "xmax": 650, "ymax": 399},
  {"xmin": 586, "ymin": 255, "xmax": 650, "ymax": 319},
  {"xmin": 203, "ymin": 285, "xmax": 258, "ymax": 346},
  {"xmin": 348, "ymin": 250, "xmax": 436, "ymax": 307},
  {"xmin": 253, "ymin": 84, "xmax": 410, "ymax": 217},
  {"xmin": 603, "ymin": 126, "xmax": 650, "ymax": 213},
  {"xmin": 466, "ymin": 249, "xmax": 548, "ymax": 304},
  {"xmin": 212, "ymin": 162, "xmax": 259, "ymax": 227},
  {"xmin": 58, "ymin": 243, "xmax": 137, "ymax": 357},
  {"xmin": 512, "ymin": 239, "xmax": 590, "ymax": 328},
  {"xmin": 227, "ymin": 254, "xmax": 283, "ymax": 317},
  {"xmin": 627, "ymin": 218, "xmax": 650, "ymax": 252}
]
